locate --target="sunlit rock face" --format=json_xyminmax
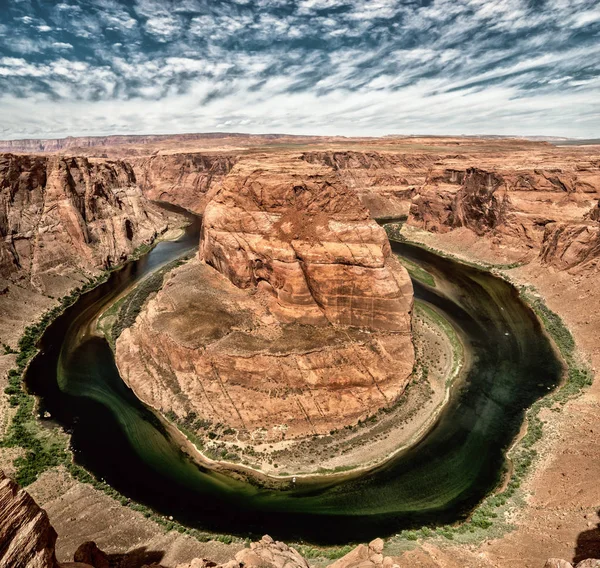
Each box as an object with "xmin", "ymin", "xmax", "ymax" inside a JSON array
[
  {"xmin": 116, "ymin": 154, "xmax": 414, "ymax": 441},
  {"xmin": 131, "ymin": 153, "xmax": 238, "ymax": 214},
  {"xmin": 0, "ymin": 471, "xmax": 59, "ymax": 568},
  {"xmin": 0, "ymin": 153, "xmax": 171, "ymax": 293},
  {"xmin": 199, "ymin": 154, "xmax": 414, "ymax": 333}
]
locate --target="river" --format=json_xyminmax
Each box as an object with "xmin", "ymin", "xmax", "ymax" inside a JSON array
[{"xmin": 25, "ymin": 207, "xmax": 563, "ymax": 544}]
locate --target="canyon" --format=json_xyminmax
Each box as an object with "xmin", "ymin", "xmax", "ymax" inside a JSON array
[
  {"xmin": 0, "ymin": 134, "xmax": 599, "ymax": 568},
  {"xmin": 0, "ymin": 152, "xmax": 180, "ymax": 348}
]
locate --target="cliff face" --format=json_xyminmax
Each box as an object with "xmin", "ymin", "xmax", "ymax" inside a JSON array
[
  {"xmin": 200, "ymin": 155, "xmax": 413, "ymax": 331},
  {"xmin": 301, "ymin": 151, "xmax": 438, "ymax": 219},
  {"xmin": 116, "ymin": 154, "xmax": 414, "ymax": 441},
  {"xmin": 0, "ymin": 471, "xmax": 59, "ymax": 568},
  {"xmin": 410, "ymin": 168, "xmax": 511, "ymax": 236},
  {"xmin": 0, "ymin": 153, "xmax": 171, "ymax": 294},
  {"xmin": 131, "ymin": 153, "xmax": 238, "ymax": 214},
  {"xmin": 407, "ymin": 162, "xmax": 600, "ymax": 266}
]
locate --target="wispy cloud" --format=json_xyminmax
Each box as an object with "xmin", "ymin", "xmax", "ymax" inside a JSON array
[{"xmin": 0, "ymin": 0, "xmax": 598, "ymax": 138}]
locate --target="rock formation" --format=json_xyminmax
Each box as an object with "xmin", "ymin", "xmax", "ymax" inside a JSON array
[
  {"xmin": 408, "ymin": 162, "xmax": 600, "ymax": 261},
  {"xmin": 116, "ymin": 155, "xmax": 414, "ymax": 441},
  {"xmin": 0, "ymin": 470, "xmax": 59, "ymax": 568},
  {"xmin": 301, "ymin": 151, "xmax": 433, "ymax": 218},
  {"xmin": 545, "ymin": 560, "xmax": 600, "ymax": 568},
  {"xmin": 131, "ymin": 154, "xmax": 237, "ymax": 213},
  {"xmin": 200, "ymin": 155, "xmax": 413, "ymax": 331},
  {"xmin": 0, "ymin": 153, "xmax": 173, "ymax": 294},
  {"xmin": 539, "ymin": 200, "xmax": 600, "ymax": 270}
]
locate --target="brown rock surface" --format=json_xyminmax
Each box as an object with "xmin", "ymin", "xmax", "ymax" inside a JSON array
[
  {"xmin": 0, "ymin": 470, "xmax": 59, "ymax": 568},
  {"xmin": 0, "ymin": 153, "xmax": 172, "ymax": 292},
  {"xmin": 116, "ymin": 254, "xmax": 413, "ymax": 441},
  {"xmin": 72, "ymin": 542, "xmax": 109, "ymax": 568},
  {"xmin": 131, "ymin": 154, "xmax": 238, "ymax": 214},
  {"xmin": 301, "ymin": 151, "xmax": 432, "ymax": 218},
  {"xmin": 200, "ymin": 154, "xmax": 413, "ymax": 331},
  {"xmin": 406, "ymin": 154, "xmax": 600, "ymax": 261},
  {"xmin": 116, "ymin": 154, "xmax": 413, "ymax": 441}
]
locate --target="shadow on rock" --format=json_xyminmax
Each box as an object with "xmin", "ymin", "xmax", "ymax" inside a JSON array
[
  {"xmin": 106, "ymin": 546, "xmax": 165, "ymax": 568},
  {"xmin": 574, "ymin": 509, "xmax": 600, "ymax": 565}
]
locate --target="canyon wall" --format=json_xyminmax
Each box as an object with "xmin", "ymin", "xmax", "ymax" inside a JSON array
[
  {"xmin": 0, "ymin": 470, "xmax": 59, "ymax": 568},
  {"xmin": 406, "ymin": 160, "xmax": 600, "ymax": 269},
  {"xmin": 301, "ymin": 151, "xmax": 440, "ymax": 219},
  {"xmin": 199, "ymin": 155, "xmax": 413, "ymax": 331},
  {"xmin": 0, "ymin": 153, "xmax": 172, "ymax": 294},
  {"xmin": 116, "ymin": 154, "xmax": 414, "ymax": 440},
  {"xmin": 131, "ymin": 153, "xmax": 238, "ymax": 213}
]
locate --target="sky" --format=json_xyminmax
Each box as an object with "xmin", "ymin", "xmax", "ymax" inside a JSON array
[{"xmin": 0, "ymin": 0, "xmax": 598, "ymax": 140}]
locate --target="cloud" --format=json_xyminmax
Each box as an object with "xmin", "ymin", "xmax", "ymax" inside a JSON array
[{"xmin": 0, "ymin": 0, "xmax": 598, "ymax": 138}]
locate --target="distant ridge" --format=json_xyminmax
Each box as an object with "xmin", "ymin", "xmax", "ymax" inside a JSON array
[
  {"xmin": 0, "ymin": 132, "xmax": 317, "ymax": 153},
  {"xmin": 0, "ymin": 132, "xmax": 576, "ymax": 154}
]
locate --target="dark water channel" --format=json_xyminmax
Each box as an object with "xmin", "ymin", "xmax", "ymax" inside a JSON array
[{"xmin": 25, "ymin": 209, "xmax": 562, "ymax": 544}]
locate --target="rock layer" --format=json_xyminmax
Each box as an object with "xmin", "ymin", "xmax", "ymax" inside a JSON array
[
  {"xmin": 0, "ymin": 470, "xmax": 59, "ymax": 568},
  {"xmin": 407, "ymin": 161, "xmax": 600, "ymax": 267},
  {"xmin": 131, "ymin": 153, "xmax": 238, "ymax": 213},
  {"xmin": 116, "ymin": 154, "xmax": 414, "ymax": 440},
  {"xmin": 0, "ymin": 153, "xmax": 172, "ymax": 294},
  {"xmin": 199, "ymin": 155, "xmax": 413, "ymax": 332}
]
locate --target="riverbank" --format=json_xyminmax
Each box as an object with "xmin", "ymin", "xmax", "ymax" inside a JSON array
[
  {"xmin": 3, "ymin": 213, "xmax": 591, "ymax": 565},
  {"xmin": 0, "ymin": 207, "xmax": 240, "ymax": 566},
  {"xmin": 379, "ymin": 223, "xmax": 599, "ymax": 568},
  {"xmin": 139, "ymin": 296, "xmax": 467, "ymax": 481}
]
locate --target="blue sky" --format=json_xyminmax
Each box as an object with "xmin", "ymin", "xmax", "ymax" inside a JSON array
[{"xmin": 0, "ymin": 0, "xmax": 598, "ymax": 139}]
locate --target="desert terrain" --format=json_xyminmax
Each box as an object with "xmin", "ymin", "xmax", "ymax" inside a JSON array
[{"xmin": 0, "ymin": 133, "xmax": 599, "ymax": 568}]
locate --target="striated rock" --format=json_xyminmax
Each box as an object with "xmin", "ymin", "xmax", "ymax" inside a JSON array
[
  {"xmin": 409, "ymin": 168, "xmax": 510, "ymax": 236},
  {"xmin": 116, "ymin": 256, "xmax": 414, "ymax": 439},
  {"xmin": 301, "ymin": 151, "xmax": 435, "ymax": 218},
  {"xmin": 116, "ymin": 154, "xmax": 414, "ymax": 440},
  {"xmin": 200, "ymin": 155, "xmax": 413, "ymax": 331},
  {"xmin": 131, "ymin": 153, "xmax": 238, "ymax": 214},
  {"xmin": 0, "ymin": 470, "xmax": 59, "ymax": 568},
  {"xmin": 575, "ymin": 561, "xmax": 600, "ymax": 568},
  {"xmin": 540, "ymin": 221, "xmax": 600, "ymax": 270},
  {"xmin": 408, "ymin": 164, "xmax": 600, "ymax": 258},
  {"xmin": 544, "ymin": 560, "xmax": 574, "ymax": 568},
  {"xmin": 72, "ymin": 542, "xmax": 109, "ymax": 568},
  {"xmin": 0, "ymin": 153, "xmax": 173, "ymax": 294}
]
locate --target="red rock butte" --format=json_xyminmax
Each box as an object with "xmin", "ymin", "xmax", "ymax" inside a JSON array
[{"xmin": 115, "ymin": 153, "xmax": 415, "ymax": 441}]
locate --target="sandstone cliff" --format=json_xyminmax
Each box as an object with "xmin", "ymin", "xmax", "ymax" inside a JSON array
[
  {"xmin": 131, "ymin": 153, "xmax": 237, "ymax": 214},
  {"xmin": 200, "ymin": 155, "xmax": 413, "ymax": 331},
  {"xmin": 0, "ymin": 470, "xmax": 59, "ymax": 568},
  {"xmin": 407, "ymin": 161, "xmax": 600, "ymax": 265},
  {"xmin": 116, "ymin": 155, "xmax": 414, "ymax": 442},
  {"xmin": 0, "ymin": 153, "xmax": 172, "ymax": 294},
  {"xmin": 300, "ymin": 151, "xmax": 435, "ymax": 219}
]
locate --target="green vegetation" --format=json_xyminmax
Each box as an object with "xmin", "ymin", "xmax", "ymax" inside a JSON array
[
  {"xmin": 101, "ymin": 254, "xmax": 192, "ymax": 346},
  {"xmin": 387, "ymin": 236, "xmax": 594, "ymax": 549},
  {"xmin": 296, "ymin": 543, "xmax": 355, "ymax": 561},
  {"xmin": 1, "ymin": 272, "xmax": 111, "ymax": 486},
  {"xmin": 2, "ymin": 343, "xmax": 17, "ymax": 355},
  {"xmin": 396, "ymin": 255, "xmax": 436, "ymax": 287},
  {"xmin": 414, "ymin": 301, "xmax": 463, "ymax": 383}
]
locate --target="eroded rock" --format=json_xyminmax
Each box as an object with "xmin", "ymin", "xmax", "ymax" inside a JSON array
[
  {"xmin": 0, "ymin": 470, "xmax": 59, "ymax": 568},
  {"xmin": 116, "ymin": 155, "xmax": 414, "ymax": 441}
]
